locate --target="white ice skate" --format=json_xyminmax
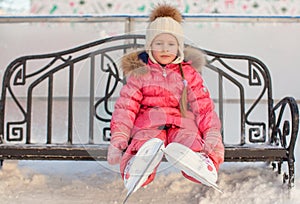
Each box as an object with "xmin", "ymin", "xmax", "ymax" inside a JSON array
[
  {"xmin": 123, "ymin": 138, "xmax": 165, "ymax": 203},
  {"xmin": 163, "ymin": 142, "xmax": 223, "ymax": 193}
]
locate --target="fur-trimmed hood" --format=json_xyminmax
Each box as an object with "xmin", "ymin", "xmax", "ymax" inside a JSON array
[{"xmin": 121, "ymin": 47, "xmax": 206, "ymax": 76}]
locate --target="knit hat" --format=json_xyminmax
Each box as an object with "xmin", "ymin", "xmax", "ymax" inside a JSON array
[{"xmin": 145, "ymin": 4, "xmax": 184, "ymax": 64}]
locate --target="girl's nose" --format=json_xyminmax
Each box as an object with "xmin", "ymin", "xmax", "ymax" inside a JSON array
[{"xmin": 162, "ymin": 44, "xmax": 169, "ymax": 52}]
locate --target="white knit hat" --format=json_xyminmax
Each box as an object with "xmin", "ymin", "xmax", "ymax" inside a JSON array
[{"xmin": 145, "ymin": 4, "xmax": 184, "ymax": 64}]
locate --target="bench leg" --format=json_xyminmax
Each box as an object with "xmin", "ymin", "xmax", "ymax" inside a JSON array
[
  {"xmin": 287, "ymin": 159, "xmax": 295, "ymax": 188},
  {"xmin": 273, "ymin": 159, "xmax": 295, "ymax": 188},
  {"xmin": 0, "ymin": 160, "xmax": 3, "ymax": 168},
  {"xmin": 277, "ymin": 161, "xmax": 282, "ymax": 174},
  {"xmin": 282, "ymin": 159, "xmax": 295, "ymax": 188},
  {"xmin": 271, "ymin": 161, "xmax": 282, "ymax": 174}
]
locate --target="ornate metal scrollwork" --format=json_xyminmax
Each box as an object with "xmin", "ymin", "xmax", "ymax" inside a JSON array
[
  {"xmin": 13, "ymin": 63, "xmax": 26, "ymax": 85},
  {"xmin": 280, "ymin": 120, "xmax": 290, "ymax": 148},
  {"xmin": 95, "ymin": 55, "xmax": 124, "ymax": 122},
  {"xmin": 249, "ymin": 62, "xmax": 262, "ymax": 86},
  {"xmin": 271, "ymin": 97, "xmax": 298, "ymax": 149},
  {"xmin": 7, "ymin": 122, "xmax": 24, "ymax": 141},
  {"xmin": 103, "ymin": 127, "xmax": 111, "ymax": 141},
  {"xmin": 249, "ymin": 123, "xmax": 266, "ymax": 143}
]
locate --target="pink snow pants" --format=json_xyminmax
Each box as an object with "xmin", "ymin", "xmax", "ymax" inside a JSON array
[{"xmin": 120, "ymin": 123, "xmax": 221, "ymax": 186}]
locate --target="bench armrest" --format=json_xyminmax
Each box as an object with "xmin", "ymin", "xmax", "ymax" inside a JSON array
[{"xmin": 271, "ymin": 97, "xmax": 299, "ymax": 160}]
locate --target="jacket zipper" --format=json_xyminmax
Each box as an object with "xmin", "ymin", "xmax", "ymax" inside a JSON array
[{"xmin": 161, "ymin": 66, "xmax": 167, "ymax": 78}]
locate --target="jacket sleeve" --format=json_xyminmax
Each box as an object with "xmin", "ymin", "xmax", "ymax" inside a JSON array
[
  {"xmin": 110, "ymin": 75, "xmax": 143, "ymax": 142},
  {"xmin": 187, "ymin": 69, "xmax": 224, "ymax": 164}
]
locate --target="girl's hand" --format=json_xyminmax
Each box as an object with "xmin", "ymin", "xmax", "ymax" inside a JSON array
[
  {"xmin": 107, "ymin": 139, "xmax": 128, "ymax": 165},
  {"xmin": 107, "ymin": 144, "xmax": 123, "ymax": 165}
]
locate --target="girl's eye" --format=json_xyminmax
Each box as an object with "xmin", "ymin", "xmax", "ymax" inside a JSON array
[{"xmin": 153, "ymin": 42, "xmax": 162, "ymax": 46}]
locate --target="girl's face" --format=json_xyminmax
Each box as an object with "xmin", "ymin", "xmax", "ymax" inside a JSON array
[{"xmin": 151, "ymin": 33, "xmax": 179, "ymax": 65}]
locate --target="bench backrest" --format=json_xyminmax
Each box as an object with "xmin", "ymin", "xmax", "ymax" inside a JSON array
[{"xmin": 0, "ymin": 34, "xmax": 274, "ymax": 146}]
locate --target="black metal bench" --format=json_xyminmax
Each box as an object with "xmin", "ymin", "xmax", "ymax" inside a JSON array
[{"xmin": 0, "ymin": 34, "xmax": 298, "ymax": 187}]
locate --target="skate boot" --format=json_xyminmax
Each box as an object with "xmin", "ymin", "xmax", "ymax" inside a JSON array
[
  {"xmin": 123, "ymin": 138, "xmax": 165, "ymax": 203},
  {"xmin": 163, "ymin": 142, "xmax": 222, "ymax": 193}
]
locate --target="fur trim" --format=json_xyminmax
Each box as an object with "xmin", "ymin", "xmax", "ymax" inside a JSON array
[
  {"xmin": 121, "ymin": 47, "xmax": 206, "ymax": 76},
  {"xmin": 149, "ymin": 4, "xmax": 183, "ymax": 23},
  {"xmin": 184, "ymin": 47, "xmax": 206, "ymax": 73},
  {"xmin": 121, "ymin": 51, "xmax": 148, "ymax": 76}
]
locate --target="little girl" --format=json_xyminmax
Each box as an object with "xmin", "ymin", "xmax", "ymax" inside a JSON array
[{"xmin": 107, "ymin": 4, "xmax": 224, "ymax": 187}]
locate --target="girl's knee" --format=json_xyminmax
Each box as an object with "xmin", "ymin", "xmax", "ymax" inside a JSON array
[{"xmin": 169, "ymin": 130, "xmax": 204, "ymax": 151}]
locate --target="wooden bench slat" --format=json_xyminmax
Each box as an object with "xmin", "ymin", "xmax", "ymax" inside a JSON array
[
  {"xmin": 0, "ymin": 144, "xmax": 108, "ymax": 161},
  {"xmin": 224, "ymin": 145, "xmax": 287, "ymax": 162},
  {"xmin": 0, "ymin": 144, "xmax": 287, "ymax": 162}
]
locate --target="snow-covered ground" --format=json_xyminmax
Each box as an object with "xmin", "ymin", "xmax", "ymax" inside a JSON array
[{"xmin": 0, "ymin": 143, "xmax": 299, "ymax": 204}]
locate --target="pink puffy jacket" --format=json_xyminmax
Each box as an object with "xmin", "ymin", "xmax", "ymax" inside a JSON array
[{"xmin": 110, "ymin": 48, "xmax": 224, "ymax": 166}]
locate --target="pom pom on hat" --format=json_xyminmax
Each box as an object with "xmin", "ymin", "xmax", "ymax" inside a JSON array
[
  {"xmin": 149, "ymin": 4, "xmax": 183, "ymax": 23},
  {"xmin": 146, "ymin": 4, "xmax": 184, "ymax": 64}
]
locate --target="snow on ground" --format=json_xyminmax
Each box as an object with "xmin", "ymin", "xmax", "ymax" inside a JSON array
[{"xmin": 0, "ymin": 156, "xmax": 299, "ymax": 204}]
